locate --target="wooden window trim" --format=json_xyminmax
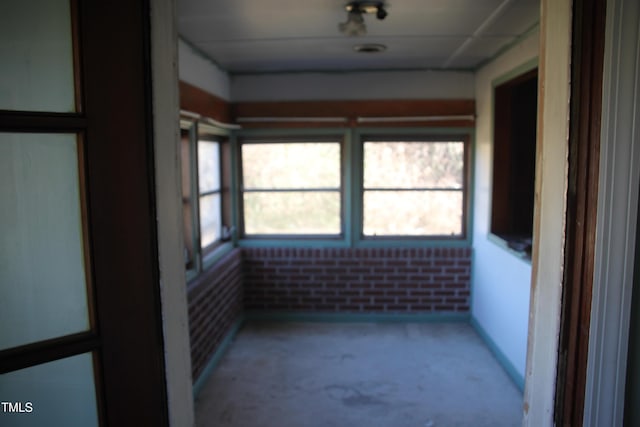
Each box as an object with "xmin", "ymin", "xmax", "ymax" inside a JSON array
[{"xmin": 490, "ymin": 68, "xmax": 538, "ymax": 259}]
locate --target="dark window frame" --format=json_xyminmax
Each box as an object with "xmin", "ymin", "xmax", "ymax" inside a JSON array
[
  {"xmin": 180, "ymin": 117, "xmax": 232, "ymax": 281},
  {"xmin": 490, "ymin": 67, "xmax": 538, "ymax": 258}
]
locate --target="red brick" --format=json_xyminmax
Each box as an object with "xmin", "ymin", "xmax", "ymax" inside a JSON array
[
  {"xmin": 446, "ymin": 282, "xmax": 468, "ymax": 289},
  {"xmin": 314, "ymin": 259, "xmax": 337, "ymax": 266},
  {"xmin": 338, "ymin": 275, "xmax": 359, "ymax": 282},
  {"xmin": 363, "ymin": 290, "xmax": 385, "ymax": 296},
  {"xmin": 387, "ymin": 290, "xmax": 407, "ymax": 297},
  {"xmin": 314, "ymin": 290, "xmax": 336, "ymax": 296},
  {"xmin": 409, "ymin": 304, "xmax": 432, "ymax": 310},
  {"xmin": 434, "ymin": 290, "xmax": 455, "ymax": 296},
  {"xmin": 398, "ymin": 267, "xmax": 420, "ymax": 274}
]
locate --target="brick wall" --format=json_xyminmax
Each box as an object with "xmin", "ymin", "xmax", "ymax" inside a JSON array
[
  {"xmin": 187, "ymin": 248, "xmax": 243, "ymax": 381},
  {"xmin": 187, "ymin": 246, "xmax": 471, "ymax": 383},
  {"xmin": 243, "ymin": 247, "xmax": 471, "ymax": 313}
]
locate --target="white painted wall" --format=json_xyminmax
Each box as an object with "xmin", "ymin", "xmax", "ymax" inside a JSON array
[
  {"xmin": 178, "ymin": 38, "xmax": 230, "ymax": 100},
  {"xmin": 471, "ymin": 28, "xmax": 539, "ymax": 384},
  {"xmin": 153, "ymin": 3, "xmax": 195, "ymax": 426},
  {"xmin": 230, "ymin": 70, "xmax": 474, "ymax": 101},
  {"xmin": 524, "ymin": 0, "xmax": 572, "ymax": 424}
]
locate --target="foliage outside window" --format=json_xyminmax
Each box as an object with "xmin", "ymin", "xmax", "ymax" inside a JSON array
[
  {"xmin": 240, "ymin": 140, "xmax": 342, "ymax": 236},
  {"xmin": 362, "ymin": 139, "xmax": 466, "ymax": 237}
]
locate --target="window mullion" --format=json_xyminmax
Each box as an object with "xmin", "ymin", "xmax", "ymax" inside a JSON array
[
  {"xmin": 190, "ymin": 124, "xmax": 202, "ymax": 273},
  {"xmin": 242, "ymin": 188, "xmax": 340, "ymax": 193},
  {"xmin": 363, "ymin": 187, "xmax": 464, "ymax": 192}
]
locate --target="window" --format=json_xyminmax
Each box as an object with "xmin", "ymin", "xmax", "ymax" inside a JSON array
[
  {"xmin": 198, "ymin": 137, "xmax": 222, "ymax": 254},
  {"xmin": 361, "ymin": 137, "xmax": 467, "ymax": 238},
  {"xmin": 490, "ymin": 68, "xmax": 538, "ymax": 257},
  {"xmin": 181, "ymin": 118, "xmax": 230, "ymax": 277},
  {"xmin": 240, "ymin": 138, "xmax": 342, "ymax": 236},
  {"xmin": 236, "ymin": 131, "xmax": 470, "ymax": 243}
]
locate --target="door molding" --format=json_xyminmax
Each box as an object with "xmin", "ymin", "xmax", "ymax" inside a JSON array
[
  {"xmin": 522, "ymin": 0, "xmax": 573, "ymax": 425},
  {"xmin": 584, "ymin": 0, "xmax": 640, "ymax": 424},
  {"xmin": 554, "ymin": 0, "xmax": 606, "ymax": 424}
]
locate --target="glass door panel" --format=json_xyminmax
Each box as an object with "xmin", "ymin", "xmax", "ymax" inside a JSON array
[
  {"xmin": 0, "ymin": 353, "xmax": 99, "ymax": 427},
  {"xmin": 0, "ymin": 133, "xmax": 90, "ymax": 350},
  {"xmin": 0, "ymin": 0, "xmax": 76, "ymax": 112}
]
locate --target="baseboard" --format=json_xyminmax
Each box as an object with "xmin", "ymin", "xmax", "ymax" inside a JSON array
[
  {"xmin": 192, "ymin": 317, "xmax": 245, "ymax": 398},
  {"xmin": 470, "ymin": 316, "xmax": 525, "ymax": 392},
  {"xmin": 244, "ymin": 311, "xmax": 470, "ymax": 323}
]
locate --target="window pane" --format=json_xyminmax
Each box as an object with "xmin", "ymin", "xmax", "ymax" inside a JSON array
[
  {"xmin": 200, "ymin": 193, "xmax": 221, "ymax": 248},
  {"xmin": 0, "ymin": 0, "xmax": 75, "ymax": 112},
  {"xmin": 244, "ymin": 192, "xmax": 340, "ymax": 235},
  {"xmin": 0, "ymin": 133, "xmax": 89, "ymax": 350},
  {"xmin": 0, "ymin": 353, "xmax": 98, "ymax": 427},
  {"xmin": 242, "ymin": 143, "xmax": 340, "ymax": 189},
  {"xmin": 198, "ymin": 140, "xmax": 220, "ymax": 193},
  {"xmin": 364, "ymin": 141, "xmax": 464, "ymax": 189},
  {"xmin": 363, "ymin": 191, "xmax": 463, "ymax": 236}
]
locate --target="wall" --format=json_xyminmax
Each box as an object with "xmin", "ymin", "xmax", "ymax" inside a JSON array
[
  {"xmin": 244, "ymin": 247, "xmax": 471, "ymax": 315},
  {"xmin": 231, "ymin": 70, "xmax": 474, "ymax": 102},
  {"xmin": 471, "ymin": 28, "xmax": 539, "ymax": 386},
  {"xmin": 523, "ymin": 0, "xmax": 572, "ymax": 423},
  {"xmin": 178, "ymin": 38, "xmax": 231, "ymax": 101},
  {"xmin": 187, "ymin": 249, "xmax": 243, "ymax": 381},
  {"xmin": 152, "ymin": 2, "xmax": 195, "ymax": 425}
]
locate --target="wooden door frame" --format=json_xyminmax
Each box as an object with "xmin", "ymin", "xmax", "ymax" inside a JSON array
[
  {"xmin": 80, "ymin": 1, "xmax": 169, "ymax": 425},
  {"xmin": 80, "ymin": 0, "xmax": 168, "ymax": 426},
  {"xmin": 554, "ymin": 0, "xmax": 606, "ymax": 425}
]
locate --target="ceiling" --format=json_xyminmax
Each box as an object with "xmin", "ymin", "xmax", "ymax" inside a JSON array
[{"xmin": 177, "ymin": 0, "xmax": 540, "ymax": 74}]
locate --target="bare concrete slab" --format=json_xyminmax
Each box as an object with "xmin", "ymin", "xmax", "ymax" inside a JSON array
[{"xmin": 195, "ymin": 322, "xmax": 523, "ymax": 427}]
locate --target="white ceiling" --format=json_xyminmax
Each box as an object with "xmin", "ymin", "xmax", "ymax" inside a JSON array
[{"xmin": 177, "ymin": 0, "xmax": 540, "ymax": 74}]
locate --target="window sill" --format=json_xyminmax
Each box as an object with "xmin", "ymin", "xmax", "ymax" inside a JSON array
[
  {"xmin": 238, "ymin": 238, "xmax": 349, "ymax": 248},
  {"xmin": 237, "ymin": 236, "xmax": 471, "ymax": 248},
  {"xmin": 186, "ymin": 241, "xmax": 235, "ymax": 285},
  {"xmin": 201, "ymin": 241, "xmax": 235, "ymax": 271},
  {"xmin": 487, "ymin": 233, "xmax": 532, "ymax": 263}
]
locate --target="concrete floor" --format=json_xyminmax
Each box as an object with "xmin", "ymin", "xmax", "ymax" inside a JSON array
[{"xmin": 195, "ymin": 322, "xmax": 523, "ymax": 427}]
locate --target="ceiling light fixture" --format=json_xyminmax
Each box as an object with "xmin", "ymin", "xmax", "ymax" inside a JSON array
[
  {"xmin": 353, "ymin": 43, "xmax": 387, "ymax": 53},
  {"xmin": 339, "ymin": 1, "xmax": 388, "ymax": 37}
]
